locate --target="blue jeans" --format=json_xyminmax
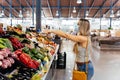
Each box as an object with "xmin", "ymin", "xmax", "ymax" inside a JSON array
[{"xmin": 77, "ymin": 61, "xmax": 94, "ymax": 80}]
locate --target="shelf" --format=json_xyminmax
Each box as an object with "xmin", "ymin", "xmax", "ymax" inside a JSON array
[{"xmin": 42, "ymin": 45, "xmax": 59, "ymax": 80}]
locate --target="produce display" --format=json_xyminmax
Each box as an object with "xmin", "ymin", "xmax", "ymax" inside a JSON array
[
  {"xmin": 0, "ymin": 25, "xmax": 57, "ymax": 80},
  {"xmin": 7, "ymin": 67, "xmax": 37, "ymax": 80},
  {"xmin": 0, "ymin": 59, "xmax": 37, "ymax": 80},
  {"xmin": 37, "ymin": 34, "xmax": 55, "ymax": 45},
  {"xmin": 0, "ymin": 48, "xmax": 16, "ymax": 69},
  {"xmin": 7, "ymin": 25, "xmax": 23, "ymax": 36},
  {"xmin": 0, "ymin": 27, "xmax": 5, "ymax": 37},
  {"xmin": 14, "ymin": 49, "xmax": 40, "ymax": 69},
  {"xmin": 0, "ymin": 38, "xmax": 13, "ymax": 51},
  {"xmin": 22, "ymin": 47, "xmax": 48, "ymax": 60},
  {"xmin": 8, "ymin": 37, "xmax": 24, "ymax": 50}
]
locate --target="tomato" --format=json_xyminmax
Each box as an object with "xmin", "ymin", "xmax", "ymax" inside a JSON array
[{"xmin": 50, "ymin": 49, "xmax": 55, "ymax": 55}]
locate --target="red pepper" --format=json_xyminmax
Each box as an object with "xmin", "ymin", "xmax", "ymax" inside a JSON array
[
  {"xmin": 14, "ymin": 49, "xmax": 22, "ymax": 56},
  {"xmin": 19, "ymin": 53, "xmax": 31, "ymax": 65},
  {"xmin": 27, "ymin": 60, "xmax": 37, "ymax": 69},
  {"xmin": 32, "ymin": 60, "xmax": 40, "ymax": 68}
]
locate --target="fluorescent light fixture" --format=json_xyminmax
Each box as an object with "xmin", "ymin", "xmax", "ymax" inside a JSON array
[
  {"xmin": 56, "ymin": 10, "xmax": 59, "ymax": 16},
  {"xmin": 110, "ymin": 10, "xmax": 114, "ymax": 17},
  {"xmin": 86, "ymin": 10, "xmax": 89, "ymax": 16},
  {"xmin": 117, "ymin": 10, "xmax": 120, "ymax": 16},
  {"xmin": 77, "ymin": 0, "xmax": 82, "ymax": 4},
  {"xmin": 73, "ymin": 7, "xmax": 76, "ymax": 13},
  {"xmin": 19, "ymin": 10, "xmax": 23, "ymax": 18}
]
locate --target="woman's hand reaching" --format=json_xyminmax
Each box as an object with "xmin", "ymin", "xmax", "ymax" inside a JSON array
[{"xmin": 43, "ymin": 29, "xmax": 52, "ymax": 34}]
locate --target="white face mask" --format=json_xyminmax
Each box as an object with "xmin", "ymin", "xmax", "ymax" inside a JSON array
[{"xmin": 75, "ymin": 27, "xmax": 80, "ymax": 35}]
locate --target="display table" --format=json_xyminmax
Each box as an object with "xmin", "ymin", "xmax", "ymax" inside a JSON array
[
  {"xmin": 92, "ymin": 36, "xmax": 120, "ymax": 50},
  {"xmin": 42, "ymin": 45, "xmax": 59, "ymax": 80}
]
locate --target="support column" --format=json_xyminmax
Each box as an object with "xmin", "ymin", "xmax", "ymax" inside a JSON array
[
  {"xmin": 57, "ymin": 0, "xmax": 60, "ymax": 18},
  {"xmin": 84, "ymin": 0, "xmax": 87, "ymax": 18},
  {"xmin": 10, "ymin": 0, "xmax": 12, "ymax": 26},
  {"xmin": 100, "ymin": 9, "xmax": 102, "ymax": 30},
  {"xmin": 110, "ymin": 17, "xmax": 112, "ymax": 28},
  {"xmin": 22, "ymin": 10, "xmax": 23, "ymax": 23},
  {"xmin": 109, "ymin": 0, "xmax": 113, "ymax": 29},
  {"xmin": 32, "ymin": 0, "xmax": 34, "ymax": 26},
  {"xmin": 36, "ymin": 0, "xmax": 41, "ymax": 33}
]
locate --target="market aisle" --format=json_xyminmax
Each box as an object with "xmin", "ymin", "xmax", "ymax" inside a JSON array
[
  {"xmin": 53, "ymin": 40, "xmax": 120, "ymax": 80},
  {"xmin": 53, "ymin": 40, "xmax": 75, "ymax": 80},
  {"xmin": 92, "ymin": 49, "xmax": 120, "ymax": 80}
]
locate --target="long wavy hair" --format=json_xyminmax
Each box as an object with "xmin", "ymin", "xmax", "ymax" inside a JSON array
[{"xmin": 73, "ymin": 19, "xmax": 90, "ymax": 54}]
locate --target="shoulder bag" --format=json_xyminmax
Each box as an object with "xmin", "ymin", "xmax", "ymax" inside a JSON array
[{"xmin": 72, "ymin": 37, "xmax": 89, "ymax": 80}]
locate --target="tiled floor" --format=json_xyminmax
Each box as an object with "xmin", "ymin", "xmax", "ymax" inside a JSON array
[{"xmin": 53, "ymin": 40, "xmax": 120, "ymax": 80}]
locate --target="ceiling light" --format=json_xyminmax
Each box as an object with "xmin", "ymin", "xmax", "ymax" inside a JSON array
[
  {"xmin": 19, "ymin": 10, "xmax": 23, "ymax": 18},
  {"xmin": 0, "ymin": 10, "xmax": 4, "ymax": 17},
  {"xmin": 73, "ymin": 7, "xmax": 76, "ymax": 13},
  {"xmin": 0, "ymin": 14, "xmax": 2, "ymax": 17},
  {"xmin": 117, "ymin": 10, "xmax": 120, "ymax": 16},
  {"xmin": 71, "ymin": 16, "xmax": 73, "ymax": 18},
  {"xmin": 26, "ymin": 10, "xmax": 30, "ymax": 17},
  {"xmin": 110, "ymin": 10, "xmax": 114, "ymax": 17},
  {"xmin": 102, "ymin": 14, "xmax": 106, "ymax": 20},
  {"xmin": 41, "ymin": 10, "xmax": 44, "ymax": 18},
  {"xmin": 85, "ymin": 16, "xmax": 88, "ymax": 19},
  {"xmin": 110, "ymin": 14, "xmax": 114, "ymax": 17},
  {"xmin": 70, "ymin": 14, "xmax": 73, "ymax": 18},
  {"xmin": 86, "ymin": 10, "xmax": 89, "ymax": 16},
  {"xmin": 77, "ymin": 0, "xmax": 82, "ymax": 4},
  {"xmin": 103, "ymin": 14, "xmax": 106, "ymax": 18},
  {"xmin": 56, "ymin": 10, "xmax": 59, "ymax": 16},
  {"xmin": 1, "ymin": 10, "xmax": 4, "ymax": 16},
  {"xmin": 9, "ymin": 14, "xmax": 12, "ymax": 19}
]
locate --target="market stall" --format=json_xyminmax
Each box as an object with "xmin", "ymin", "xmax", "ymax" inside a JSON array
[
  {"xmin": 0, "ymin": 25, "xmax": 59, "ymax": 80},
  {"xmin": 91, "ymin": 30, "xmax": 120, "ymax": 50}
]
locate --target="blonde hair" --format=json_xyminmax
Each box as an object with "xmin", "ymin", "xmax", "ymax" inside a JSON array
[{"xmin": 73, "ymin": 19, "xmax": 90, "ymax": 54}]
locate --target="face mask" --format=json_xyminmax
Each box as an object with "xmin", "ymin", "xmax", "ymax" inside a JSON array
[{"xmin": 75, "ymin": 26, "xmax": 79, "ymax": 35}]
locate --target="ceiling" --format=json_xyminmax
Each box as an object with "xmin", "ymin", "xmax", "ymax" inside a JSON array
[{"xmin": 0, "ymin": 0, "xmax": 120, "ymax": 19}]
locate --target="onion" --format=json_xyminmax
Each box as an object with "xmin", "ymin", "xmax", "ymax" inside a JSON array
[
  {"xmin": 7, "ymin": 57, "xmax": 15, "ymax": 64},
  {"xmin": 0, "ymin": 55, "xmax": 4, "ymax": 60},
  {"xmin": 0, "ymin": 61, "xmax": 2, "ymax": 66}
]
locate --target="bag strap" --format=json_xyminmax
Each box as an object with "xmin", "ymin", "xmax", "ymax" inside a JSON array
[
  {"xmin": 85, "ymin": 37, "xmax": 89, "ymax": 74},
  {"xmin": 73, "ymin": 54, "xmax": 77, "ymax": 70}
]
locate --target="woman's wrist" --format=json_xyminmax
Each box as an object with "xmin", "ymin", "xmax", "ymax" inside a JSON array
[{"xmin": 50, "ymin": 30, "xmax": 53, "ymax": 33}]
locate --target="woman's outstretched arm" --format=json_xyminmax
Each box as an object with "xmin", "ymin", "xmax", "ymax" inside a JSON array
[{"xmin": 44, "ymin": 30, "xmax": 87, "ymax": 43}]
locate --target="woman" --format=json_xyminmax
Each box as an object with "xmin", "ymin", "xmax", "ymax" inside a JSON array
[{"xmin": 44, "ymin": 18, "xmax": 94, "ymax": 80}]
